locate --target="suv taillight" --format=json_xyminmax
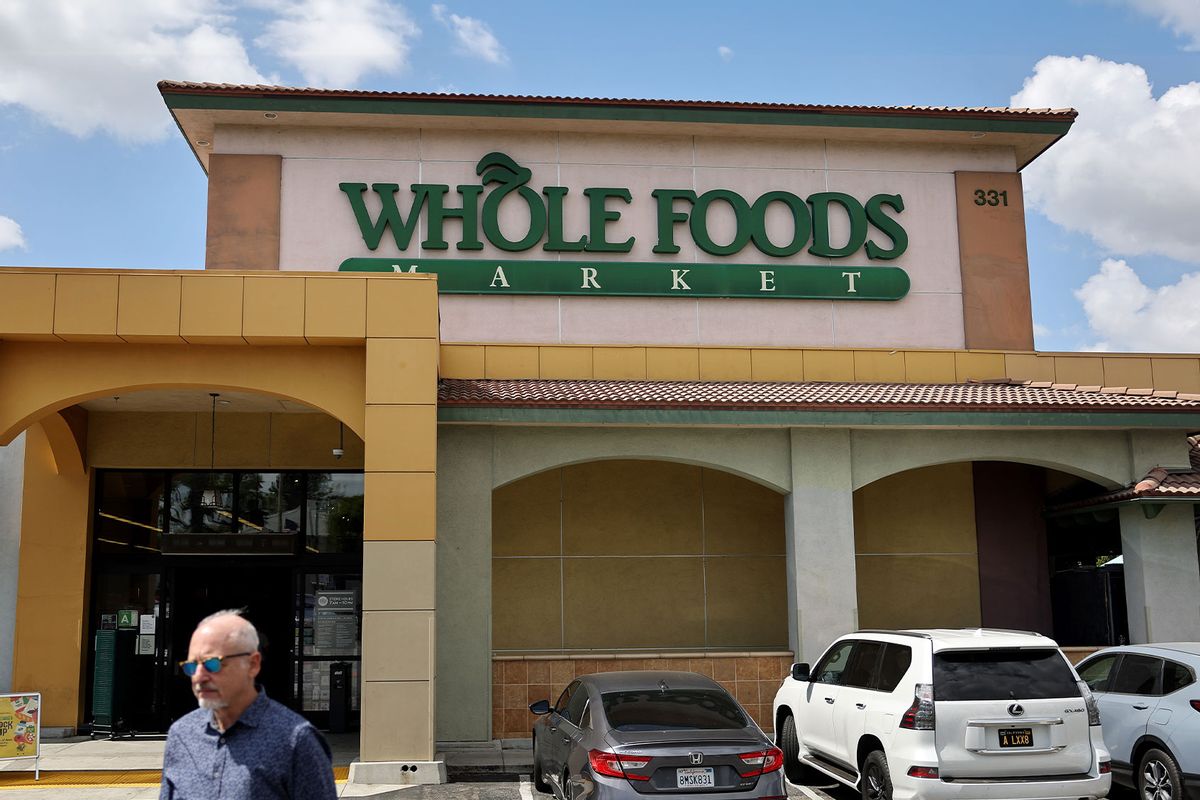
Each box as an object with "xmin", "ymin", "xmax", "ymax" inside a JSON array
[
  {"xmin": 738, "ymin": 747, "xmax": 784, "ymax": 777},
  {"xmin": 899, "ymin": 683, "xmax": 935, "ymax": 730},
  {"xmin": 1078, "ymin": 681, "xmax": 1102, "ymax": 726},
  {"xmin": 588, "ymin": 749, "xmax": 651, "ymax": 781},
  {"xmin": 1190, "ymin": 700, "xmax": 1200, "ymax": 713}
]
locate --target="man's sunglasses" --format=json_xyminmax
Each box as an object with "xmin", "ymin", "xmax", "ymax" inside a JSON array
[{"xmin": 179, "ymin": 652, "xmax": 253, "ymax": 676}]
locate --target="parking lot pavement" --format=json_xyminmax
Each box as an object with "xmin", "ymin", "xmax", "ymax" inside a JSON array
[{"xmin": 400, "ymin": 775, "xmax": 845, "ymax": 800}]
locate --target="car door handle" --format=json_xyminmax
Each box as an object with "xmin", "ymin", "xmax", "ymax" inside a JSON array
[
  {"xmin": 855, "ymin": 703, "xmax": 866, "ymax": 710},
  {"xmin": 1133, "ymin": 703, "xmax": 1150, "ymax": 710},
  {"xmin": 825, "ymin": 697, "xmax": 834, "ymax": 704}
]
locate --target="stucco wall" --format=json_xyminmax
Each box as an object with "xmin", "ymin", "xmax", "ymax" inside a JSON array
[
  {"xmin": 0, "ymin": 433, "xmax": 24, "ymax": 692},
  {"xmin": 213, "ymin": 125, "xmax": 1024, "ymax": 350}
]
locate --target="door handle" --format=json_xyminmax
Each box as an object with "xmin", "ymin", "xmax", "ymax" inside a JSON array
[
  {"xmin": 1133, "ymin": 703, "xmax": 1150, "ymax": 710},
  {"xmin": 855, "ymin": 703, "xmax": 866, "ymax": 710},
  {"xmin": 825, "ymin": 697, "xmax": 835, "ymax": 704},
  {"xmin": 549, "ymin": 726, "xmax": 558, "ymax": 732}
]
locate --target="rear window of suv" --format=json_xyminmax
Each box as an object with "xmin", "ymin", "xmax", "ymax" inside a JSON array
[
  {"xmin": 601, "ymin": 690, "xmax": 748, "ymax": 731},
  {"xmin": 933, "ymin": 648, "xmax": 1081, "ymax": 701}
]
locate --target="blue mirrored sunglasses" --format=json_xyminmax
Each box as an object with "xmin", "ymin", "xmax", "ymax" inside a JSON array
[{"xmin": 179, "ymin": 652, "xmax": 253, "ymax": 676}]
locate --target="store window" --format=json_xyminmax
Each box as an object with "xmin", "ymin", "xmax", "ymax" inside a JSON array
[
  {"xmin": 95, "ymin": 472, "xmax": 165, "ymax": 554},
  {"xmin": 306, "ymin": 473, "xmax": 364, "ymax": 554}
]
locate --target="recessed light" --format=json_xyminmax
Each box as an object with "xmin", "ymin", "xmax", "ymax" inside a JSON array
[
  {"xmin": 264, "ymin": 112, "xmax": 278, "ymax": 120},
  {"xmin": 195, "ymin": 139, "xmax": 211, "ymax": 147},
  {"xmin": 969, "ymin": 133, "xmax": 987, "ymax": 139},
  {"xmin": 218, "ymin": 399, "xmax": 232, "ymax": 406}
]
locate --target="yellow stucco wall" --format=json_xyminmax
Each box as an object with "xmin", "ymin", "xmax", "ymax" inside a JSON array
[
  {"xmin": 853, "ymin": 463, "xmax": 982, "ymax": 629},
  {"xmin": 493, "ymin": 460, "xmax": 787, "ymax": 653}
]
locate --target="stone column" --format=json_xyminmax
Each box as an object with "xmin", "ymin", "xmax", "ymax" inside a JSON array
[
  {"xmin": 0, "ymin": 432, "xmax": 25, "ymax": 693},
  {"xmin": 784, "ymin": 428, "xmax": 859, "ymax": 663},
  {"xmin": 1120, "ymin": 503, "xmax": 1200, "ymax": 643},
  {"xmin": 355, "ymin": 277, "xmax": 443, "ymax": 780}
]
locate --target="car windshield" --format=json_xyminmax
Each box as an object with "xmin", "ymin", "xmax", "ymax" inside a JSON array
[
  {"xmin": 601, "ymin": 689, "xmax": 748, "ymax": 731},
  {"xmin": 933, "ymin": 648, "xmax": 1081, "ymax": 701}
]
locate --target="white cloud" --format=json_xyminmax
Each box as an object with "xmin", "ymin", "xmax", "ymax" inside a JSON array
[
  {"xmin": 1075, "ymin": 258, "xmax": 1200, "ymax": 351},
  {"xmin": 718, "ymin": 45, "xmax": 734, "ymax": 62},
  {"xmin": 0, "ymin": 0, "xmax": 268, "ymax": 143},
  {"xmin": 257, "ymin": 0, "xmax": 420, "ymax": 88},
  {"xmin": 1012, "ymin": 55, "xmax": 1200, "ymax": 265},
  {"xmin": 431, "ymin": 4, "xmax": 507, "ymax": 65},
  {"xmin": 0, "ymin": 216, "xmax": 26, "ymax": 252},
  {"xmin": 1124, "ymin": 0, "xmax": 1200, "ymax": 48}
]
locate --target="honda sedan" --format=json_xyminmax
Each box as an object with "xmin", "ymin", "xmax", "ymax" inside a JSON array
[{"xmin": 529, "ymin": 671, "xmax": 785, "ymax": 800}]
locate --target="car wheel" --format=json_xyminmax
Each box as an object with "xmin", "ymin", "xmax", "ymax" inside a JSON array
[
  {"xmin": 1138, "ymin": 747, "xmax": 1183, "ymax": 800},
  {"xmin": 860, "ymin": 750, "xmax": 892, "ymax": 800},
  {"xmin": 779, "ymin": 714, "xmax": 818, "ymax": 785},
  {"xmin": 531, "ymin": 734, "xmax": 552, "ymax": 794}
]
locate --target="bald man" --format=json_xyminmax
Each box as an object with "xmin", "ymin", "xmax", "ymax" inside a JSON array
[{"xmin": 160, "ymin": 610, "xmax": 336, "ymax": 800}]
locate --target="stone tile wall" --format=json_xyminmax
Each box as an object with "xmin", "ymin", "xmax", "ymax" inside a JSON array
[{"xmin": 492, "ymin": 653, "xmax": 793, "ymax": 741}]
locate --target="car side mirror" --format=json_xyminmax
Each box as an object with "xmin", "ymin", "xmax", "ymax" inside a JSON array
[
  {"xmin": 528, "ymin": 699, "xmax": 551, "ymax": 715},
  {"xmin": 791, "ymin": 662, "xmax": 811, "ymax": 682}
]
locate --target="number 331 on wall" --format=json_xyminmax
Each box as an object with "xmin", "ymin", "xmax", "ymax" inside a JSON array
[{"xmin": 973, "ymin": 189, "xmax": 1009, "ymax": 207}]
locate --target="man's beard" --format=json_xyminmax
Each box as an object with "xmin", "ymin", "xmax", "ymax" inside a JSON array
[{"xmin": 194, "ymin": 683, "xmax": 228, "ymax": 710}]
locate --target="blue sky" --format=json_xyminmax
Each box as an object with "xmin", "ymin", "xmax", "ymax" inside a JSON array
[{"xmin": 1, "ymin": 0, "xmax": 1198, "ymax": 352}]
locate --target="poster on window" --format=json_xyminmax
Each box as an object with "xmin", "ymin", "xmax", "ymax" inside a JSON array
[{"xmin": 0, "ymin": 693, "xmax": 40, "ymax": 761}]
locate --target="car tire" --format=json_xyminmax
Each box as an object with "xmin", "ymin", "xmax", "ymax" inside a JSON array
[
  {"xmin": 1138, "ymin": 747, "xmax": 1183, "ymax": 800},
  {"xmin": 531, "ymin": 735, "xmax": 552, "ymax": 794},
  {"xmin": 779, "ymin": 714, "xmax": 819, "ymax": 785},
  {"xmin": 860, "ymin": 750, "xmax": 892, "ymax": 800}
]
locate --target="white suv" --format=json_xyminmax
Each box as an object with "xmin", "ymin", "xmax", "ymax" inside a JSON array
[{"xmin": 771, "ymin": 629, "xmax": 1111, "ymax": 800}]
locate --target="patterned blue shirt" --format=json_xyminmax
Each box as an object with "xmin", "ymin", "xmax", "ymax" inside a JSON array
[{"xmin": 160, "ymin": 689, "xmax": 337, "ymax": 800}]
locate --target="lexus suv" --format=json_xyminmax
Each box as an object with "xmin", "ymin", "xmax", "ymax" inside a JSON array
[{"xmin": 771, "ymin": 629, "xmax": 1111, "ymax": 800}]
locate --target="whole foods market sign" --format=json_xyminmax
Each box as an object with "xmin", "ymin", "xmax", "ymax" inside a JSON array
[{"xmin": 338, "ymin": 152, "xmax": 910, "ymax": 300}]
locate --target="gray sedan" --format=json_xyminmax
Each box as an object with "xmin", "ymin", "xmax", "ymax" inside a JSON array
[{"xmin": 529, "ymin": 671, "xmax": 786, "ymax": 800}]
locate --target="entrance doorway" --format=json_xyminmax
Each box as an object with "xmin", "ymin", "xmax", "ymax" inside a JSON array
[{"xmin": 167, "ymin": 565, "xmax": 296, "ymax": 721}]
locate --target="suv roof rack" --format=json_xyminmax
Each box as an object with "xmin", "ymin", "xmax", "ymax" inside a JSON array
[{"xmin": 852, "ymin": 629, "xmax": 934, "ymax": 639}]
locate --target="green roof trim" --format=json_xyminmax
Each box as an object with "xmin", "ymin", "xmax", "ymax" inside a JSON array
[
  {"xmin": 163, "ymin": 92, "xmax": 1074, "ymax": 136},
  {"xmin": 436, "ymin": 406, "xmax": 1200, "ymax": 428}
]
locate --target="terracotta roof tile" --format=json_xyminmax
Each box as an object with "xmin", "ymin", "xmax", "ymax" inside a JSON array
[
  {"xmin": 1048, "ymin": 436, "xmax": 1200, "ymax": 512},
  {"xmin": 437, "ymin": 378, "xmax": 1200, "ymax": 412},
  {"xmin": 157, "ymin": 81, "xmax": 1077, "ymax": 121}
]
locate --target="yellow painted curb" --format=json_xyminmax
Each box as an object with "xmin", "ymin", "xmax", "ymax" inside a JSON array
[{"xmin": 0, "ymin": 766, "xmax": 350, "ymax": 789}]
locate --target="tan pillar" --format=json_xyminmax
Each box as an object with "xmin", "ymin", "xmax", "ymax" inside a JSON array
[{"xmin": 358, "ymin": 277, "xmax": 441, "ymax": 765}]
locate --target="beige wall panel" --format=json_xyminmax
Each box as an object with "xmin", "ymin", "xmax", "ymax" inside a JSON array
[
  {"xmin": 854, "ymin": 350, "xmax": 906, "ymax": 382},
  {"xmin": 190, "ymin": 413, "xmax": 272, "ymax": 468},
  {"xmin": 539, "ymin": 347, "xmax": 593, "ymax": 380},
  {"xmin": 362, "ymin": 610, "xmax": 434, "ymax": 681},
  {"xmin": 215, "ymin": 124, "xmax": 420, "ymax": 160},
  {"xmin": 698, "ymin": 299, "xmax": 834, "ymax": 348},
  {"xmin": 366, "ymin": 338, "xmax": 439, "ymax": 405},
  {"xmin": 750, "ymin": 349, "xmax": 804, "ymax": 382},
  {"xmin": 1053, "ymin": 356, "xmax": 1105, "ymax": 387},
  {"xmin": 53, "ymin": 273, "xmax": 120, "ymax": 342},
  {"xmin": 854, "ymin": 463, "xmax": 977, "ymax": 555},
  {"xmin": 278, "ymin": 158, "xmax": 418, "ymax": 270},
  {"xmin": 363, "ymin": 540, "xmax": 435, "ymax": 611},
  {"xmin": 1004, "ymin": 353, "xmax": 1056, "ymax": 383},
  {"xmin": 856, "ymin": 554, "xmax": 982, "ymax": 629},
  {"xmin": 705, "ymin": 556, "xmax": 789, "ymax": 649},
  {"xmin": 180, "ymin": 275, "xmax": 245, "ymax": 344},
  {"xmin": 364, "ymin": 405, "xmax": 437, "ymax": 473},
  {"xmin": 493, "ymin": 469, "xmax": 561, "ymax": 557},
  {"xmin": 699, "ymin": 348, "xmax": 752, "ymax": 381},
  {"xmin": 560, "ymin": 297, "xmax": 698, "ymax": 346},
  {"xmin": 558, "ymin": 132, "xmax": 693, "ymax": 167},
  {"xmin": 0, "ymin": 272, "xmax": 56, "ymax": 340},
  {"xmin": 1151, "ymin": 358, "xmax": 1200, "ymax": 393},
  {"xmin": 305, "ymin": 276, "xmax": 366, "ymax": 343},
  {"xmin": 206, "ymin": 153, "xmax": 281, "ymax": 271},
  {"xmin": 438, "ymin": 295, "xmax": 560, "ymax": 344},
  {"xmin": 703, "ymin": 469, "xmax": 786, "ymax": 555},
  {"xmin": 832, "ymin": 293, "xmax": 966, "ymax": 350},
  {"xmin": 116, "ymin": 274, "xmax": 183, "ymax": 343},
  {"xmin": 269, "ymin": 414, "xmax": 365, "ymax": 468},
  {"xmin": 360, "ymin": 680, "xmax": 433, "ymax": 761},
  {"xmin": 88, "ymin": 412, "xmax": 199, "ymax": 468},
  {"xmin": 693, "ymin": 136, "xmax": 825, "ymax": 170},
  {"xmin": 904, "ymin": 351, "xmax": 957, "ymax": 383},
  {"xmin": 365, "ymin": 277, "xmax": 439, "ymax": 339},
  {"xmin": 591, "ymin": 346, "xmax": 648, "ymax": 379},
  {"xmin": 647, "ymin": 348, "xmax": 700, "ymax": 381},
  {"xmin": 563, "ymin": 558, "xmax": 705, "ymax": 649},
  {"xmin": 955, "ymin": 171, "xmax": 1034, "ymax": 349},
  {"xmin": 1101, "ymin": 357, "xmax": 1154, "ymax": 390},
  {"xmin": 364, "ymin": 471, "xmax": 435, "ymax": 541},
  {"xmin": 439, "ymin": 345, "xmax": 485, "ymax": 378},
  {"xmin": 825, "ymin": 141, "xmax": 1016, "ymax": 173},
  {"xmin": 803, "ymin": 350, "xmax": 854, "ymax": 381},
  {"xmin": 492, "ymin": 557, "xmax": 563, "ymax": 651},
  {"xmin": 955, "ymin": 351, "xmax": 1007, "ymax": 382},
  {"xmin": 417, "ymin": 128, "xmax": 558, "ymax": 164},
  {"xmin": 562, "ymin": 460, "xmax": 702, "ymax": 555},
  {"xmin": 242, "ymin": 276, "xmax": 306, "ymax": 344},
  {"xmin": 484, "ymin": 346, "xmax": 540, "ymax": 379}
]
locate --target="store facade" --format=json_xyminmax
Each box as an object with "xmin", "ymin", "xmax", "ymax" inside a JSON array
[{"xmin": 1, "ymin": 84, "xmax": 1198, "ymax": 780}]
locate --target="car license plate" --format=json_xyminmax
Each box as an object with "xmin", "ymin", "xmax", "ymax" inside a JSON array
[
  {"xmin": 998, "ymin": 727, "xmax": 1033, "ymax": 748},
  {"xmin": 676, "ymin": 767, "xmax": 715, "ymax": 788}
]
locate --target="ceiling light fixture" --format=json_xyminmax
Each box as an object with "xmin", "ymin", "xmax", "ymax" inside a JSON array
[
  {"xmin": 195, "ymin": 139, "xmax": 211, "ymax": 147},
  {"xmin": 209, "ymin": 392, "xmax": 220, "ymax": 469},
  {"xmin": 332, "ymin": 422, "xmax": 345, "ymax": 460},
  {"xmin": 264, "ymin": 112, "xmax": 278, "ymax": 120}
]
